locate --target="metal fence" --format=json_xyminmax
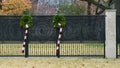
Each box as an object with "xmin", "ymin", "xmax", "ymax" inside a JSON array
[
  {"xmin": 117, "ymin": 15, "xmax": 120, "ymax": 58},
  {"xmin": 0, "ymin": 15, "xmax": 105, "ymax": 57}
]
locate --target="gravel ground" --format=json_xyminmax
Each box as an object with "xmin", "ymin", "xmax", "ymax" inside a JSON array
[{"xmin": 0, "ymin": 58, "xmax": 120, "ymax": 68}]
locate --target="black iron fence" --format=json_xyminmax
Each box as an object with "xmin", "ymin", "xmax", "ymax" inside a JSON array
[
  {"xmin": 117, "ymin": 15, "xmax": 120, "ymax": 57},
  {"xmin": 0, "ymin": 15, "xmax": 105, "ymax": 57}
]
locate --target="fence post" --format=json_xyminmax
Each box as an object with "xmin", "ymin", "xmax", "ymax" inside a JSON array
[
  {"xmin": 56, "ymin": 28, "xmax": 60, "ymax": 58},
  {"xmin": 105, "ymin": 9, "xmax": 116, "ymax": 58},
  {"xmin": 25, "ymin": 24, "xmax": 29, "ymax": 58},
  {"xmin": 25, "ymin": 34, "xmax": 29, "ymax": 58}
]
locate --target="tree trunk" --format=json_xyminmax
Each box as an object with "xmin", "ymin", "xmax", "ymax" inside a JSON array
[
  {"xmin": 115, "ymin": 0, "xmax": 120, "ymax": 14},
  {"xmin": 0, "ymin": 0, "xmax": 2, "ymax": 9},
  {"xmin": 95, "ymin": 0, "xmax": 100, "ymax": 15},
  {"xmin": 87, "ymin": 0, "xmax": 92, "ymax": 15}
]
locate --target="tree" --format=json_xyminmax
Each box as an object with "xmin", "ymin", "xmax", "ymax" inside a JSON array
[
  {"xmin": 78, "ymin": 0, "xmax": 119, "ymax": 14},
  {"xmin": 115, "ymin": 0, "xmax": 120, "ymax": 14},
  {"xmin": 59, "ymin": 4, "xmax": 85, "ymax": 15},
  {"xmin": 0, "ymin": 0, "xmax": 2, "ymax": 9},
  {"xmin": 0, "ymin": 0, "xmax": 32, "ymax": 15}
]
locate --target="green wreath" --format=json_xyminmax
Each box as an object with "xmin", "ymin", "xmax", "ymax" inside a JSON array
[
  {"xmin": 52, "ymin": 14, "xmax": 66, "ymax": 28},
  {"xmin": 20, "ymin": 14, "xmax": 32, "ymax": 29}
]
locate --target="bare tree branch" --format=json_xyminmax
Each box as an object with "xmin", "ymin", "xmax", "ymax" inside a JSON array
[
  {"xmin": 95, "ymin": 0, "xmax": 100, "ymax": 14},
  {"xmin": 81, "ymin": 0, "xmax": 111, "ymax": 10},
  {"xmin": 87, "ymin": 0, "xmax": 92, "ymax": 15}
]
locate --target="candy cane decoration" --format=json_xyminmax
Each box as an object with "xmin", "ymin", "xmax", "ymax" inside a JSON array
[
  {"xmin": 56, "ymin": 23, "xmax": 63, "ymax": 57},
  {"xmin": 22, "ymin": 24, "xmax": 29, "ymax": 53}
]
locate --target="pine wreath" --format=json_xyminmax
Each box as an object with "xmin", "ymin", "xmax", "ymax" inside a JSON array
[
  {"xmin": 20, "ymin": 14, "xmax": 32, "ymax": 29},
  {"xmin": 52, "ymin": 14, "xmax": 66, "ymax": 28}
]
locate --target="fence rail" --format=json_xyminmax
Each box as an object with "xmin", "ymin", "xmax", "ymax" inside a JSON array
[{"xmin": 0, "ymin": 41, "xmax": 105, "ymax": 57}]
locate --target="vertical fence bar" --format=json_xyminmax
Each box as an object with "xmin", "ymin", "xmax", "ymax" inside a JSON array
[{"xmin": 104, "ymin": 20, "xmax": 106, "ymax": 58}]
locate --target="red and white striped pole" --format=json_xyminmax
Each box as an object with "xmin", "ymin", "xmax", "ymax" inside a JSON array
[
  {"xmin": 22, "ymin": 24, "xmax": 29, "ymax": 53},
  {"xmin": 56, "ymin": 23, "xmax": 63, "ymax": 58}
]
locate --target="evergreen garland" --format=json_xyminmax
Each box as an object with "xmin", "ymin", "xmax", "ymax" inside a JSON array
[
  {"xmin": 20, "ymin": 14, "xmax": 32, "ymax": 29},
  {"xmin": 52, "ymin": 14, "xmax": 66, "ymax": 28}
]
